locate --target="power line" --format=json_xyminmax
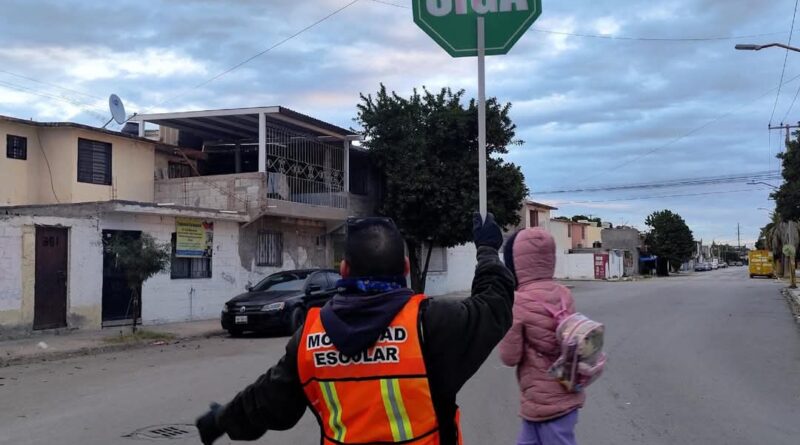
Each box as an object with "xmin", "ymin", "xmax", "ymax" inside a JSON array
[
  {"xmin": 370, "ymin": 1, "xmax": 787, "ymax": 42},
  {"xmin": 535, "ymin": 171, "xmax": 781, "ymax": 195},
  {"xmin": 558, "ymin": 187, "xmax": 768, "ymax": 205},
  {"xmin": 530, "ymin": 29, "xmax": 787, "ymax": 43},
  {"xmin": 770, "ymin": 0, "xmax": 799, "ymax": 124},
  {"xmin": 580, "ymin": 70, "xmax": 800, "ymax": 183},
  {"xmin": 0, "ymin": 69, "xmax": 103, "ymax": 100},
  {"xmin": 0, "ymin": 79, "xmax": 107, "ymax": 121},
  {"xmin": 370, "ymin": 0, "xmax": 406, "ymax": 8},
  {"xmin": 155, "ymin": 0, "xmax": 362, "ymax": 108}
]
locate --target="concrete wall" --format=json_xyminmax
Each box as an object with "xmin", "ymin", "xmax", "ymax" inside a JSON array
[
  {"xmin": 425, "ymin": 244, "xmax": 477, "ymax": 297},
  {"xmin": 550, "ymin": 220, "xmax": 571, "ymax": 255},
  {"xmin": 602, "ymin": 227, "xmax": 642, "ymax": 275},
  {"xmin": 0, "ymin": 121, "xmax": 156, "ymax": 206},
  {"xmin": 555, "ymin": 253, "xmax": 595, "ymax": 280},
  {"xmin": 155, "ymin": 173, "xmax": 262, "ymax": 212},
  {"xmin": 607, "ymin": 250, "xmax": 624, "ymax": 279},
  {"xmin": 586, "ymin": 225, "xmax": 603, "ymax": 247},
  {"xmin": 0, "ymin": 211, "xmax": 247, "ymax": 332},
  {"xmin": 237, "ymin": 216, "xmax": 331, "ymax": 285},
  {"xmin": 154, "ymin": 173, "xmax": 359, "ymax": 221},
  {"xmin": 0, "ymin": 214, "xmax": 104, "ymax": 333},
  {"xmin": 100, "ymin": 213, "xmax": 244, "ymax": 325}
]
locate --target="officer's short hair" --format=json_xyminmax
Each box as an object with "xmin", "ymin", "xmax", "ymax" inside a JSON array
[{"xmin": 345, "ymin": 217, "xmax": 405, "ymax": 277}]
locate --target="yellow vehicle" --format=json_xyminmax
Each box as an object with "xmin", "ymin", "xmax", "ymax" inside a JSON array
[{"xmin": 749, "ymin": 250, "xmax": 774, "ymax": 278}]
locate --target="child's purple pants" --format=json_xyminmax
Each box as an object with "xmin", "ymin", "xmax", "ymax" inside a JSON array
[{"xmin": 516, "ymin": 410, "xmax": 579, "ymax": 445}]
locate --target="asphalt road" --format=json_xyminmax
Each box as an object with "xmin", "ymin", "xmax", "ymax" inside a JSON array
[{"xmin": 2, "ymin": 267, "xmax": 799, "ymax": 444}]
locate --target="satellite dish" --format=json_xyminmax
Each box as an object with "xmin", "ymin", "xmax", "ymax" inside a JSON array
[{"xmin": 102, "ymin": 94, "xmax": 127, "ymax": 128}]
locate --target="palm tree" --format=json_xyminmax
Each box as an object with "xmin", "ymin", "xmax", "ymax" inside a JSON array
[{"xmin": 766, "ymin": 216, "xmax": 800, "ymax": 288}]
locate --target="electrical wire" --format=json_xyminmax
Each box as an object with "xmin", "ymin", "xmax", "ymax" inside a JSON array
[
  {"xmin": 155, "ymin": 0, "xmax": 362, "ymax": 108},
  {"xmin": 34, "ymin": 127, "xmax": 61, "ymax": 203},
  {"xmin": 370, "ymin": 0, "xmax": 787, "ymax": 42},
  {"xmin": 0, "ymin": 79, "xmax": 107, "ymax": 121},
  {"xmin": 534, "ymin": 171, "xmax": 782, "ymax": 195},
  {"xmin": 557, "ymin": 187, "xmax": 768, "ymax": 205},
  {"xmin": 531, "ymin": 29, "xmax": 787, "ymax": 42},
  {"xmin": 0, "ymin": 69, "xmax": 103, "ymax": 100},
  {"xmin": 580, "ymin": 70, "xmax": 800, "ymax": 184},
  {"xmin": 770, "ymin": 0, "xmax": 800, "ymax": 124}
]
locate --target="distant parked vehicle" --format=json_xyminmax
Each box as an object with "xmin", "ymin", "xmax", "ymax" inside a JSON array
[
  {"xmin": 694, "ymin": 262, "xmax": 711, "ymax": 272},
  {"xmin": 720, "ymin": 262, "xmax": 728, "ymax": 269},
  {"xmin": 735, "ymin": 261, "xmax": 743, "ymax": 267},
  {"xmin": 711, "ymin": 260, "xmax": 719, "ymax": 270}
]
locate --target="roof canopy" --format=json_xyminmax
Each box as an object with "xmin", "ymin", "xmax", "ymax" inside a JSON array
[{"xmin": 131, "ymin": 107, "xmax": 360, "ymax": 142}]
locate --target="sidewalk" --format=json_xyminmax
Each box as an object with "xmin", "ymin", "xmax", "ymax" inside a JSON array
[
  {"xmin": 0, "ymin": 319, "xmax": 225, "ymax": 368},
  {"xmin": 783, "ymin": 287, "xmax": 800, "ymax": 324}
]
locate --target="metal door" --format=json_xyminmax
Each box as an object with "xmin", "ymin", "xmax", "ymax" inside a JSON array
[
  {"xmin": 34, "ymin": 227, "xmax": 68, "ymax": 330},
  {"xmin": 102, "ymin": 230, "xmax": 142, "ymax": 325}
]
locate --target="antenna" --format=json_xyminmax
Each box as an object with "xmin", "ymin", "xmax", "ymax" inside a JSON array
[{"xmin": 102, "ymin": 94, "xmax": 127, "ymax": 129}]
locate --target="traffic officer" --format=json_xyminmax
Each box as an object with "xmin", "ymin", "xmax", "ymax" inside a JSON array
[{"xmin": 196, "ymin": 214, "xmax": 515, "ymax": 444}]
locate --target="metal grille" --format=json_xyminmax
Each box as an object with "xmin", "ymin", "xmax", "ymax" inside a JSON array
[
  {"xmin": 126, "ymin": 424, "xmax": 196, "ymax": 441},
  {"xmin": 6, "ymin": 134, "xmax": 27, "ymax": 160},
  {"xmin": 257, "ymin": 230, "xmax": 283, "ymax": 267},
  {"xmin": 264, "ymin": 124, "xmax": 346, "ymax": 208},
  {"xmin": 77, "ymin": 138, "xmax": 112, "ymax": 185}
]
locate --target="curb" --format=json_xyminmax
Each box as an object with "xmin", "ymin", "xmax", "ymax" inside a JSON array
[
  {"xmin": 0, "ymin": 329, "xmax": 226, "ymax": 368},
  {"xmin": 781, "ymin": 288, "xmax": 800, "ymax": 325}
]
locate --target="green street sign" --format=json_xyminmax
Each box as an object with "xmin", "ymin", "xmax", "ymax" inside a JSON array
[{"xmin": 413, "ymin": 0, "xmax": 542, "ymax": 58}]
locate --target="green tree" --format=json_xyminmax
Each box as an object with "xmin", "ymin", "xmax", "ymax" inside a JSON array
[
  {"xmin": 774, "ymin": 131, "xmax": 800, "ymax": 221},
  {"xmin": 104, "ymin": 233, "xmax": 171, "ymax": 332},
  {"xmin": 357, "ymin": 85, "xmax": 527, "ymax": 292},
  {"xmin": 644, "ymin": 210, "xmax": 695, "ymax": 273},
  {"xmin": 571, "ymin": 215, "xmax": 601, "ymax": 224}
]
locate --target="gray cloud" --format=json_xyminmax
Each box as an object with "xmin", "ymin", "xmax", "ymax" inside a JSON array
[{"xmin": 0, "ymin": 0, "xmax": 794, "ymax": 242}]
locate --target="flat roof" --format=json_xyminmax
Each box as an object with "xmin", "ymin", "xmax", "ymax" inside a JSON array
[
  {"xmin": 0, "ymin": 200, "xmax": 249, "ymax": 222},
  {"xmin": 132, "ymin": 106, "xmax": 361, "ymax": 141},
  {"xmin": 525, "ymin": 200, "xmax": 558, "ymax": 210},
  {"xmin": 0, "ymin": 114, "xmax": 205, "ymax": 161}
]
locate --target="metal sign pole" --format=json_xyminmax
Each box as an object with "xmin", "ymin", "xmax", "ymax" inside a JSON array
[{"xmin": 477, "ymin": 16, "xmax": 488, "ymax": 221}]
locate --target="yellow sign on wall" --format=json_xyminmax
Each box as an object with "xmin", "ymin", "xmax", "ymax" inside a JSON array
[{"xmin": 176, "ymin": 218, "xmax": 214, "ymax": 258}]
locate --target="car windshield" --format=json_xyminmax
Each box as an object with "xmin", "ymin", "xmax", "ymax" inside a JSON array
[{"xmin": 252, "ymin": 272, "xmax": 310, "ymax": 292}]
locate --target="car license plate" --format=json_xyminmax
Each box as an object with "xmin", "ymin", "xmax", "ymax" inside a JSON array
[{"xmin": 235, "ymin": 315, "xmax": 248, "ymax": 324}]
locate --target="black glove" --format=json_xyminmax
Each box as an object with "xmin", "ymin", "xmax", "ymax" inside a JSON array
[
  {"xmin": 196, "ymin": 403, "xmax": 224, "ymax": 445},
  {"xmin": 473, "ymin": 212, "xmax": 503, "ymax": 250}
]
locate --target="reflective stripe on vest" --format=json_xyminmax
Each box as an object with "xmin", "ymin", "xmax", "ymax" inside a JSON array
[{"xmin": 297, "ymin": 294, "xmax": 444, "ymax": 444}]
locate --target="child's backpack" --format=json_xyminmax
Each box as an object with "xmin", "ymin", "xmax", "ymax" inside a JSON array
[{"xmin": 544, "ymin": 294, "xmax": 606, "ymax": 393}]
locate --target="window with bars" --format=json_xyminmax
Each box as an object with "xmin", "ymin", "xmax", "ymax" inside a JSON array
[
  {"xmin": 77, "ymin": 138, "xmax": 112, "ymax": 185},
  {"xmin": 170, "ymin": 234, "xmax": 212, "ymax": 279},
  {"xmin": 6, "ymin": 135, "xmax": 27, "ymax": 160},
  {"xmin": 257, "ymin": 231, "xmax": 283, "ymax": 267}
]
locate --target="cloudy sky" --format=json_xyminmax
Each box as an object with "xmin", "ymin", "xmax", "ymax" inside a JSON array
[{"xmin": 1, "ymin": 0, "xmax": 797, "ymax": 245}]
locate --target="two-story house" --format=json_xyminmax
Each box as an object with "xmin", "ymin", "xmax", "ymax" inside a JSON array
[{"xmin": 0, "ymin": 108, "xmax": 377, "ymax": 334}]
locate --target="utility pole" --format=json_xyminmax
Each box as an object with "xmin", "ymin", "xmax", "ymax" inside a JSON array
[
  {"xmin": 769, "ymin": 122, "xmax": 800, "ymax": 146},
  {"xmin": 737, "ymin": 223, "xmax": 741, "ymax": 254}
]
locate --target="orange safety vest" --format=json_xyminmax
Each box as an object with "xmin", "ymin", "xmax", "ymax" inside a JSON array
[{"xmin": 297, "ymin": 294, "xmax": 461, "ymax": 445}]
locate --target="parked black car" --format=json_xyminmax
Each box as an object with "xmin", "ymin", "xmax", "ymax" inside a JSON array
[{"xmin": 221, "ymin": 269, "xmax": 341, "ymax": 336}]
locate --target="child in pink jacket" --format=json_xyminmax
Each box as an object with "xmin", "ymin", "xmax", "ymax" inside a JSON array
[{"xmin": 499, "ymin": 228, "xmax": 584, "ymax": 445}]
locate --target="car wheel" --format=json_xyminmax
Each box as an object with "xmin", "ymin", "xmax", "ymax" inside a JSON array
[
  {"xmin": 228, "ymin": 328, "xmax": 244, "ymax": 337},
  {"xmin": 289, "ymin": 307, "xmax": 306, "ymax": 334}
]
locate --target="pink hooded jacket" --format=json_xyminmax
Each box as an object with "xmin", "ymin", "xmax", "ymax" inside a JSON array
[{"xmin": 499, "ymin": 228, "xmax": 585, "ymax": 422}]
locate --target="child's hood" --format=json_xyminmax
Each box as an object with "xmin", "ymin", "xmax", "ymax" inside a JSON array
[{"xmin": 512, "ymin": 227, "xmax": 556, "ymax": 286}]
